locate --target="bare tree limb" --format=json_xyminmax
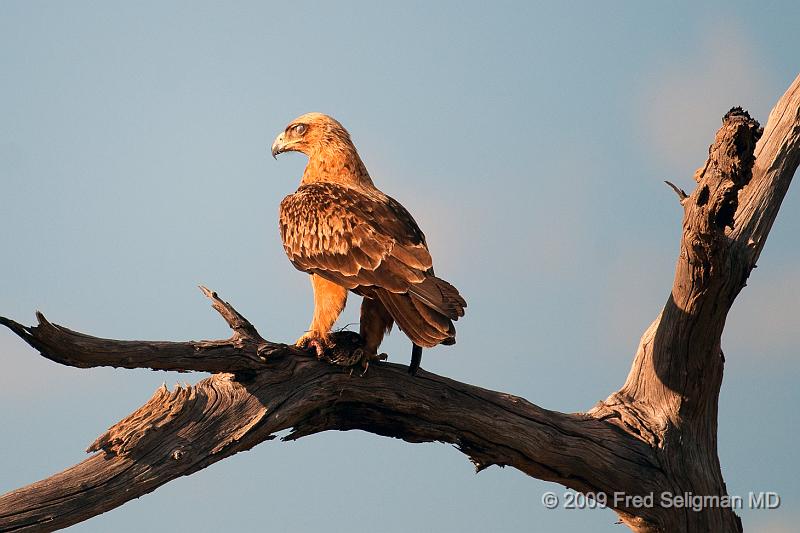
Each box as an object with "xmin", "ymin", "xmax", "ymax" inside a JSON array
[
  {"xmin": 0, "ymin": 292, "xmax": 661, "ymax": 532},
  {"xmin": 1, "ymin": 74, "xmax": 798, "ymax": 533},
  {"xmin": 732, "ymin": 80, "xmax": 800, "ymax": 259},
  {"xmin": 664, "ymin": 180, "xmax": 689, "ymax": 203},
  {"xmin": 20, "ymin": 286, "xmax": 283, "ymax": 373},
  {"xmin": 591, "ymin": 76, "xmax": 800, "ymax": 532}
]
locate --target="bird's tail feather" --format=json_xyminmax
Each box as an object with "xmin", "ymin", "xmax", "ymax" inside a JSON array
[
  {"xmin": 408, "ymin": 276, "xmax": 466, "ymax": 320},
  {"xmin": 376, "ymin": 277, "xmax": 464, "ymax": 349}
]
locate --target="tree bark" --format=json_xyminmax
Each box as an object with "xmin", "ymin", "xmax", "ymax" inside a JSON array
[{"xmin": 1, "ymin": 75, "xmax": 798, "ymax": 533}]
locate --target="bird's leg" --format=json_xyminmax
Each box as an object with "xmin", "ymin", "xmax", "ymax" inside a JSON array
[
  {"xmin": 358, "ymin": 296, "xmax": 393, "ymax": 372},
  {"xmin": 296, "ymin": 274, "xmax": 347, "ymax": 357}
]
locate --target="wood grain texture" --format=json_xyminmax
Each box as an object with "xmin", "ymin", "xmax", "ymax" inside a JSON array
[
  {"xmin": 0, "ymin": 298, "xmax": 659, "ymax": 532},
  {"xmin": 1, "ymin": 74, "xmax": 798, "ymax": 533}
]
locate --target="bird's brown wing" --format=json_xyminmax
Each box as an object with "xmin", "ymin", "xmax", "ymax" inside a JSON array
[
  {"xmin": 279, "ymin": 183, "xmax": 465, "ymax": 345},
  {"xmin": 280, "ymin": 182, "xmax": 432, "ymax": 291}
]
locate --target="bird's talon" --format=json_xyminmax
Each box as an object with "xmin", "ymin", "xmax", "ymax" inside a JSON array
[
  {"xmin": 357, "ymin": 350, "xmax": 386, "ymax": 375},
  {"xmin": 295, "ymin": 333, "xmax": 333, "ymax": 358},
  {"xmin": 309, "ymin": 339, "xmax": 326, "ymax": 358}
]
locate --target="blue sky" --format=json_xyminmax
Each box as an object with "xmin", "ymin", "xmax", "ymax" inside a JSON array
[{"xmin": 1, "ymin": 2, "xmax": 798, "ymax": 531}]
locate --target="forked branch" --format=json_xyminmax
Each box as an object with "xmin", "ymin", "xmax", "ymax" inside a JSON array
[{"xmin": 0, "ymin": 288, "xmax": 659, "ymax": 532}]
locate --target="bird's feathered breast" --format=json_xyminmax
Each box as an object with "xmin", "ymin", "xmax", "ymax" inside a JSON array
[{"xmin": 279, "ymin": 182, "xmax": 434, "ymax": 292}]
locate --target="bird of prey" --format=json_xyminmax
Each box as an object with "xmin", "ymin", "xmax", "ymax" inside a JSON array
[{"xmin": 271, "ymin": 113, "xmax": 466, "ymax": 374}]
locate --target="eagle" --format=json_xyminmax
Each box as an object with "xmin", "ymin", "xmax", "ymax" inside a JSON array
[{"xmin": 271, "ymin": 113, "xmax": 466, "ymax": 374}]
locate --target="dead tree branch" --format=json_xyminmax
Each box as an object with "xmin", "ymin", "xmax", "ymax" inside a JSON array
[
  {"xmin": 0, "ymin": 288, "xmax": 660, "ymax": 532},
  {"xmin": 1, "ymin": 74, "xmax": 798, "ymax": 533}
]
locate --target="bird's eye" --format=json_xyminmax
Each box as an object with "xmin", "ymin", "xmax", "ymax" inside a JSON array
[{"xmin": 292, "ymin": 123, "xmax": 307, "ymax": 136}]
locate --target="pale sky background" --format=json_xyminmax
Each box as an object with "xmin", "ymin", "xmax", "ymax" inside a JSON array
[{"xmin": 1, "ymin": 2, "xmax": 798, "ymax": 532}]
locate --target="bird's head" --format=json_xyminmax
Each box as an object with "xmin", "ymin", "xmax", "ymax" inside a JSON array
[{"xmin": 271, "ymin": 112, "xmax": 352, "ymax": 159}]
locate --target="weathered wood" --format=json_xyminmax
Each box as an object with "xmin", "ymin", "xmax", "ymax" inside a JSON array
[
  {"xmin": 591, "ymin": 74, "xmax": 800, "ymax": 532},
  {"xmin": 0, "ymin": 287, "xmax": 287, "ymax": 374},
  {"xmin": 0, "ymin": 296, "xmax": 661, "ymax": 532},
  {"xmin": 1, "ymin": 74, "xmax": 798, "ymax": 533}
]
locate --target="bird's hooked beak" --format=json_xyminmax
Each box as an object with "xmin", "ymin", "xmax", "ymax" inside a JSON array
[{"xmin": 271, "ymin": 132, "xmax": 286, "ymax": 159}]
